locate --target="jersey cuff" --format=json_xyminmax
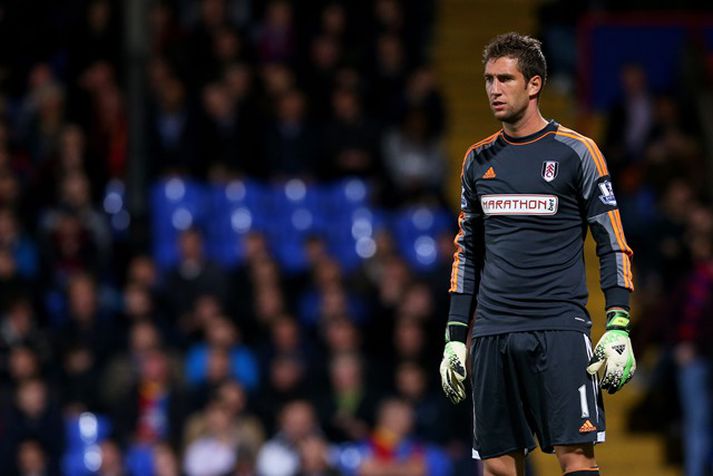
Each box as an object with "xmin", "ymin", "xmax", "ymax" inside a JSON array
[
  {"xmin": 448, "ymin": 292, "xmax": 474, "ymax": 325},
  {"xmin": 603, "ymin": 286, "xmax": 630, "ymax": 311}
]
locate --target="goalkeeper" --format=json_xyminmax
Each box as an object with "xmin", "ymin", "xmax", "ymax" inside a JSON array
[{"xmin": 440, "ymin": 33, "xmax": 635, "ymax": 476}]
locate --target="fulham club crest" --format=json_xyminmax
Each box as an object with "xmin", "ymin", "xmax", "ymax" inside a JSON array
[{"xmin": 541, "ymin": 161, "xmax": 559, "ymax": 182}]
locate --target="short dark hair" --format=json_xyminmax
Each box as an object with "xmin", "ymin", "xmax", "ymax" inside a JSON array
[{"xmin": 483, "ymin": 32, "xmax": 547, "ymax": 87}]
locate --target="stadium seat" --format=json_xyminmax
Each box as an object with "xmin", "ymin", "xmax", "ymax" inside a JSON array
[
  {"xmin": 392, "ymin": 206, "xmax": 452, "ymax": 271},
  {"xmin": 205, "ymin": 179, "xmax": 268, "ymax": 267},
  {"xmin": 62, "ymin": 413, "xmax": 113, "ymax": 476},
  {"xmin": 149, "ymin": 178, "xmax": 208, "ymax": 269},
  {"xmin": 265, "ymin": 179, "xmax": 328, "ymax": 273},
  {"xmin": 102, "ymin": 179, "xmax": 131, "ymax": 239},
  {"xmin": 125, "ymin": 444, "xmax": 155, "ymax": 476}
]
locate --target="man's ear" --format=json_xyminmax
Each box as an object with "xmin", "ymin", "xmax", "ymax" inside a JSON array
[{"xmin": 527, "ymin": 75, "xmax": 542, "ymax": 98}]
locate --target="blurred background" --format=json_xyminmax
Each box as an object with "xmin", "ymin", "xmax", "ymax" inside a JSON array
[{"xmin": 0, "ymin": 0, "xmax": 711, "ymax": 475}]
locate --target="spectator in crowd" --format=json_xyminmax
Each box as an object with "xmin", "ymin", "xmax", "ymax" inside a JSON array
[
  {"xmin": 147, "ymin": 77, "xmax": 200, "ymax": 177},
  {"xmin": 0, "ymin": 207, "xmax": 39, "ymax": 280},
  {"xmin": 0, "ymin": 378, "xmax": 63, "ymax": 474},
  {"xmin": 342, "ymin": 397, "xmax": 427, "ymax": 476},
  {"xmin": 393, "ymin": 361, "xmax": 450, "ymax": 443},
  {"xmin": 162, "ymin": 228, "xmax": 229, "ymax": 321},
  {"xmin": 39, "ymin": 171, "xmax": 112, "ymax": 275},
  {"xmin": 0, "ymin": 296, "xmax": 51, "ymax": 365},
  {"xmin": 101, "ymin": 320, "xmax": 165, "ymax": 410},
  {"xmin": 120, "ymin": 281, "xmax": 169, "ymax": 341},
  {"xmin": 264, "ymin": 89, "xmax": 319, "ymax": 179},
  {"xmin": 199, "ymin": 81, "xmax": 243, "ymax": 176},
  {"xmin": 256, "ymin": 400, "xmax": 321, "ymax": 476},
  {"xmin": 302, "ymin": 35, "xmax": 342, "ymax": 122},
  {"xmin": 16, "ymin": 438, "xmax": 52, "ymax": 476},
  {"xmin": 220, "ymin": 62, "xmax": 265, "ymax": 176},
  {"xmin": 259, "ymin": 315, "xmax": 312, "ymax": 370},
  {"xmin": 315, "ymin": 351, "xmax": 379, "ymax": 443},
  {"xmin": 256, "ymin": 0, "xmax": 296, "ymax": 64},
  {"xmin": 322, "ymin": 87, "xmax": 380, "ymax": 179},
  {"xmin": 59, "ymin": 343, "xmax": 102, "ymax": 411},
  {"xmin": 98, "ymin": 439, "xmax": 126, "ymax": 476},
  {"xmin": 382, "ymin": 107, "xmax": 446, "ymax": 200},
  {"xmin": 296, "ymin": 434, "xmax": 340, "ymax": 476},
  {"xmin": 113, "ymin": 348, "xmax": 186, "ymax": 449},
  {"xmin": 153, "ymin": 442, "xmax": 181, "ymax": 476},
  {"xmin": 18, "ymin": 80, "xmax": 66, "ymax": 166},
  {"xmin": 55, "ymin": 273, "xmax": 116, "ymax": 364},
  {"xmin": 670, "ymin": 214, "xmax": 713, "ymax": 476},
  {"xmin": 6, "ymin": 345, "xmax": 42, "ymax": 387},
  {"xmin": 604, "ymin": 64, "xmax": 654, "ymax": 172},
  {"xmin": 180, "ymin": 293, "xmax": 226, "ymax": 346},
  {"xmin": 184, "ymin": 380, "xmax": 265, "ymax": 462},
  {"xmin": 183, "ymin": 400, "xmax": 247, "ymax": 476},
  {"xmin": 184, "ymin": 315, "xmax": 259, "ymax": 391},
  {"xmin": 255, "ymin": 353, "xmax": 309, "ymax": 434}
]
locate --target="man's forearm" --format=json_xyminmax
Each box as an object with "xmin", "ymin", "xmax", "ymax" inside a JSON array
[{"xmin": 447, "ymin": 292, "xmax": 474, "ymax": 342}]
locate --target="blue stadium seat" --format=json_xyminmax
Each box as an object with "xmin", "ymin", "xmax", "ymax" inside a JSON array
[
  {"xmin": 149, "ymin": 178, "xmax": 208, "ymax": 269},
  {"xmin": 62, "ymin": 413, "xmax": 112, "ymax": 476},
  {"xmin": 393, "ymin": 206, "xmax": 453, "ymax": 271},
  {"xmin": 205, "ymin": 179, "xmax": 268, "ymax": 267},
  {"xmin": 64, "ymin": 412, "xmax": 112, "ymax": 451},
  {"xmin": 265, "ymin": 179, "xmax": 328, "ymax": 273},
  {"xmin": 324, "ymin": 177, "xmax": 371, "ymax": 216},
  {"xmin": 62, "ymin": 447, "xmax": 102, "ymax": 476},
  {"xmin": 125, "ymin": 444, "xmax": 155, "ymax": 476},
  {"xmin": 102, "ymin": 179, "xmax": 131, "ymax": 239},
  {"xmin": 326, "ymin": 206, "xmax": 386, "ymax": 272}
]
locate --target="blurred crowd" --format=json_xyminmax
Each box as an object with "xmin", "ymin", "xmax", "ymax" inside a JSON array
[
  {"xmin": 0, "ymin": 1, "xmax": 475, "ymax": 476},
  {"xmin": 537, "ymin": 3, "xmax": 713, "ymax": 472},
  {"xmin": 600, "ymin": 64, "xmax": 713, "ymax": 475},
  {"xmin": 1, "ymin": 0, "xmax": 712, "ymax": 475}
]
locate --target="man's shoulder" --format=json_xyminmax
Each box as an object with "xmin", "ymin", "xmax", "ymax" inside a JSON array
[
  {"xmin": 464, "ymin": 130, "xmax": 502, "ymax": 157},
  {"xmin": 552, "ymin": 123, "xmax": 602, "ymax": 153},
  {"xmin": 460, "ymin": 131, "xmax": 502, "ymax": 171}
]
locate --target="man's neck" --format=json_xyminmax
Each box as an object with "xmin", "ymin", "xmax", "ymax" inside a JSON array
[{"xmin": 502, "ymin": 107, "xmax": 548, "ymax": 138}]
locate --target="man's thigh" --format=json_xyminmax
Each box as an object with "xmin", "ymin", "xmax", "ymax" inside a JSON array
[
  {"xmin": 471, "ymin": 334, "xmax": 537, "ymax": 460},
  {"xmin": 517, "ymin": 331, "xmax": 606, "ymax": 453},
  {"xmin": 471, "ymin": 331, "xmax": 605, "ymax": 459}
]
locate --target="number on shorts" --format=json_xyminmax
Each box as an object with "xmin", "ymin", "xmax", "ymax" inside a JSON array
[{"xmin": 578, "ymin": 384, "xmax": 590, "ymax": 418}]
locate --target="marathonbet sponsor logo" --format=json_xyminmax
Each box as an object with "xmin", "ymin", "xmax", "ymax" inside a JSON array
[{"xmin": 481, "ymin": 194, "xmax": 558, "ymax": 215}]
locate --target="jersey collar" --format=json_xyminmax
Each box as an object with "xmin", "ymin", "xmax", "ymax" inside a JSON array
[{"xmin": 501, "ymin": 120, "xmax": 558, "ymax": 144}]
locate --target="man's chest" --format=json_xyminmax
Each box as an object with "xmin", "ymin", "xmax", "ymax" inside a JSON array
[{"xmin": 469, "ymin": 142, "xmax": 579, "ymax": 215}]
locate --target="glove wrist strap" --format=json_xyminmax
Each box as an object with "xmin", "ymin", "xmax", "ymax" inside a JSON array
[
  {"xmin": 605, "ymin": 309, "xmax": 631, "ymax": 334},
  {"xmin": 445, "ymin": 323, "xmax": 468, "ymax": 343}
]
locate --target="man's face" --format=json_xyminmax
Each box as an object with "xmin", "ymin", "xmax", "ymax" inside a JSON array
[{"xmin": 484, "ymin": 56, "xmax": 536, "ymax": 123}]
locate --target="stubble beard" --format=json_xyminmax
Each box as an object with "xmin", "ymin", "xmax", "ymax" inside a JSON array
[{"xmin": 495, "ymin": 101, "xmax": 528, "ymax": 125}]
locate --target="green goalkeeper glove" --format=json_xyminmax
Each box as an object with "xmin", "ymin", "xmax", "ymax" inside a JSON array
[
  {"xmin": 440, "ymin": 324, "xmax": 468, "ymax": 404},
  {"xmin": 586, "ymin": 309, "xmax": 636, "ymax": 394}
]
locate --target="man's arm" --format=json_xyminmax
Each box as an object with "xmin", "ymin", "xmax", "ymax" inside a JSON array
[
  {"xmin": 441, "ymin": 147, "xmax": 484, "ymax": 404},
  {"xmin": 576, "ymin": 136, "xmax": 634, "ymax": 307},
  {"xmin": 575, "ymin": 135, "xmax": 636, "ymax": 393},
  {"xmin": 447, "ymin": 148, "xmax": 484, "ymax": 338}
]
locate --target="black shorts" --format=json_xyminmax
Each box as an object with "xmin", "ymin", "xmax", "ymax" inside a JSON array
[{"xmin": 470, "ymin": 330, "xmax": 605, "ymax": 460}]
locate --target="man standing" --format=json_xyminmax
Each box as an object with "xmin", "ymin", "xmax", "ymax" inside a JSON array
[{"xmin": 440, "ymin": 33, "xmax": 635, "ymax": 476}]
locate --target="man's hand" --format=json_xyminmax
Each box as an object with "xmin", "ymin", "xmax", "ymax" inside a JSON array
[
  {"xmin": 440, "ymin": 341, "xmax": 467, "ymax": 404},
  {"xmin": 586, "ymin": 309, "xmax": 636, "ymax": 394}
]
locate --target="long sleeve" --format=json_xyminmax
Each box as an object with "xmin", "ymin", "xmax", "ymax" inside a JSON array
[
  {"xmin": 448, "ymin": 148, "xmax": 485, "ymax": 328},
  {"xmin": 578, "ymin": 138, "xmax": 634, "ymax": 309}
]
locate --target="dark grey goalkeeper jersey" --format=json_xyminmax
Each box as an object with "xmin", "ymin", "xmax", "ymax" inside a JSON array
[{"xmin": 448, "ymin": 121, "xmax": 634, "ymax": 337}]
